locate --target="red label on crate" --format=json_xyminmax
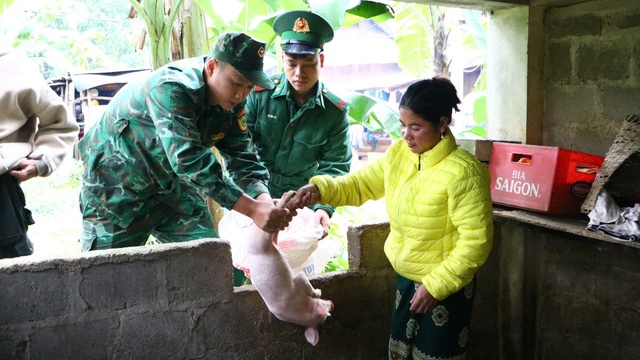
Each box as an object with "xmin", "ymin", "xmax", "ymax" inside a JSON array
[{"xmin": 571, "ymin": 181, "xmax": 591, "ymax": 198}]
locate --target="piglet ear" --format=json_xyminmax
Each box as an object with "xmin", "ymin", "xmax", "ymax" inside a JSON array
[{"xmin": 304, "ymin": 327, "xmax": 319, "ymax": 346}]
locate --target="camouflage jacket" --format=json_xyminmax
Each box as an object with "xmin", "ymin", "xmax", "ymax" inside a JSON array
[
  {"xmin": 245, "ymin": 73, "xmax": 352, "ymax": 215},
  {"xmin": 79, "ymin": 56, "xmax": 269, "ymax": 228}
]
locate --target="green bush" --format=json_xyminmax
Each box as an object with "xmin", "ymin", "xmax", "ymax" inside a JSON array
[
  {"xmin": 21, "ymin": 158, "xmax": 84, "ymax": 255},
  {"xmin": 322, "ymin": 199, "xmax": 388, "ymax": 273}
]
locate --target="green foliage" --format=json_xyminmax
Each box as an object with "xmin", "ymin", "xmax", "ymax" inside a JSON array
[
  {"xmin": 322, "ymin": 199, "xmax": 389, "ymax": 273},
  {"xmin": 321, "ymin": 206, "xmax": 354, "ymax": 272},
  {"xmin": 389, "ymin": 2, "xmax": 434, "ymax": 78},
  {"xmin": 2, "ymin": 0, "xmax": 147, "ymax": 78},
  {"xmin": 343, "ymin": 1, "xmax": 394, "ymax": 27},
  {"xmin": 459, "ymin": 10, "xmax": 488, "ymax": 139},
  {"xmin": 341, "ymin": 92, "xmax": 401, "ymax": 140},
  {"xmin": 309, "ymin": 0, "xmax": 351, "ymax": 29},
  {"xmin": 193, "ymin": 0, "xmax": 394, "ymax": 64},
  {"xmin": 472, "ymin": 94, "xmax": 487, "ymax": 122},
  {"xmin": 0, "ymin": 0, "xmax": 15, "ymax": 16},
  {"xmin": 20, "ymin": 159, "xmax": 83, "ymax": 255},
  {"xmin": 460, "ymin": 10, "xmax": 486, "ymax": 68},
  {"xmin": 324, "ymin": 258, "xmax": 348, "ymax": 272},
  {"xmin": 128, "ymin": 0, "xmax": 184, "ymax": 69}
]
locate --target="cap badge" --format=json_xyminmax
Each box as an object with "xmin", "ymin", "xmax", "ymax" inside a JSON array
[
  {"xmin": 257, "ymin": 47, "xmax": 265, "ymax": 57},
  {"xmin": 293, "ymin": 18, "xmax": 310, "ymax": 33}
]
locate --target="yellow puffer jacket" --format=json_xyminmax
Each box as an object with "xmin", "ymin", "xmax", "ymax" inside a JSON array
[{"xmin": 310, "ymin": 130, "xmax": 493, "ymax": 300}]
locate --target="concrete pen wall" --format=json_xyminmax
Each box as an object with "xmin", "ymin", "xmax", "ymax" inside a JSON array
[{"xmin": 0, "ymin": 224, "xmax": 395, "ymax": 360}]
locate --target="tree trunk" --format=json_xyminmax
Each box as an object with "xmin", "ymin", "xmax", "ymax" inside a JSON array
[
  {"xmin": 128, "ymin": 0, "xmax": 185, "ymax": 69},
  {"xmin": 178, "ymin": 0, "xmax": 209, "ymax": 59},
  {"xmin": 431, "ymin": 7, "xmax": 450, "ymax": 77}
]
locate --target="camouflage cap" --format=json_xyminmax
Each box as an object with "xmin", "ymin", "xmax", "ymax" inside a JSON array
[
  {"xmin": 273, "ymin": 10, "xmax": 334, "ymax": 55},
  {"xmin": 210, "ymin": 32, "xmax": 274, "ymax": 90}
]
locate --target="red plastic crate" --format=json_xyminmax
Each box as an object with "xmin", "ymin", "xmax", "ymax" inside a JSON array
[{"xmin": 489, "ymin": 143, "xmax": 604, "ymax": 216}]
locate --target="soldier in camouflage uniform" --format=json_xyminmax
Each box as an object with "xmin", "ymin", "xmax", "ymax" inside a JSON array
[
  {"xmin": 246, "ymin": 11, "xmax": 352, "ymax": 240},
  {"xmin": 79, "ymin": 32, "xmax": 292, "ymax": 251}
]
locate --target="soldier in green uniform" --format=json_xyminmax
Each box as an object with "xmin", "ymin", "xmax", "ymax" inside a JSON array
[
  {"xmin": 79, "ymin": 32, "xmax": 293, "ymax": 251},
  {"xmin": 245, "ymin": 10, "xmax": 352, "ymax": 239}
]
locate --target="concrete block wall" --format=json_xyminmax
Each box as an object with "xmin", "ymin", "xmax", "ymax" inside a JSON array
[
  {"xmin": 544, "ymin": 0, "xmax": 640, "ymax": 155},
  {"xmin": 487, "ymin": 216, "xmax": 640, "ymax": 359},
  {"xmin": 0, "ymin": 224, "xmax": 396, "ymax": 360},
  {"xmin": 537, "ymin": 233, "xmax": 640, "ymax": 358},
  {"xmin": 7, "ymin": 212, "xmax": 639, "ymax": 359}
]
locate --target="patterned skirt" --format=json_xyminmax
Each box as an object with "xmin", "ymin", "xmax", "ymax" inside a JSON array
[{"xmin": 388, "ymin": 275, "xmax": 475, "ymax": 360}]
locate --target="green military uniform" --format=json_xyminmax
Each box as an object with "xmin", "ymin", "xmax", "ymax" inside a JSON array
[
  {"xmin": 79, "ymin": 33, "xmax": 274, "ymax": 251},
  {"xmin": 246, "ymin": 74, "xmax": 351, "ymax": 213},
  {"xmin": 244, "ymin": 10, "xmax": 352, "ymax": 217}
]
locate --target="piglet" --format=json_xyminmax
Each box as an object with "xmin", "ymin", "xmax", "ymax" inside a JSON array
[{"xmin": 245, "ymin": 190, "xmax": 333, "ymax": 346}]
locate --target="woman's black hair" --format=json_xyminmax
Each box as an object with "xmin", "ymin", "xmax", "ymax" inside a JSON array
[{"xmin": 399, "ymin": 77, "xmax": 462, "ymax": 125}]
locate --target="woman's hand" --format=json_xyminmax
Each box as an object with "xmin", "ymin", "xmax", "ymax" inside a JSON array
[
  {"xmin": 313, "ymin": 209, "xmax": 331, "ymax": 239},
  {"xmin": 288, "ymin": 184, "xmax": 321, "ymax": 210},
  {"xmin": 409, "ymin": 284, "xmax": 439, "ymax": 314}
]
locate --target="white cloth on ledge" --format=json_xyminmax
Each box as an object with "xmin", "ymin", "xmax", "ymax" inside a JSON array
[{"xmin": 587, "ymin": 189, "xmax": 640, "ymax": 242}]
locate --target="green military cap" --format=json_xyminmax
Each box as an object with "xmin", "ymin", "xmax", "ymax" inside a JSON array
[
  {"xmin": 210, "ymin": 32, "xmax": 274, "ymax": 90},
  {"xmin": 272, "ymin": 10, "xmax": 334, "ymax": 55}
]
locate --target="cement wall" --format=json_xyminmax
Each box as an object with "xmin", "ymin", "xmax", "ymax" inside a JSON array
[
  {"xmin": 487, "ymin": 0, "xmax": 639, "ymax": 154},
  {"xmin": 489, "ymin": 215, "xmax": 640, "ymax": 359},
  {"xmin": 3, "ymin": 214, "xmax": 640, "ymax": 359},
  {"xmin": 487, "ymin": 6, "xmax": 530, "ymax": 144},
  {"xmin": 543, "ymin": 0, "xmax": 640, "ymax": 155},
  {"xmin": 0, "ymin": 224, "xmax": 396, "ymax": 360}
]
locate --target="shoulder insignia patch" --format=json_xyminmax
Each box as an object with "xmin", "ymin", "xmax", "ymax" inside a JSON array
[
  {"xmin": 253, "ymin": 77, "xmax": 279, "ymax": 93},
  {"xmin": 237, "ymin": 109, "xmax": 248, "ymax": 132},
  {"xmin": 322, "ymin": 89, "xmax": 347, "ymax": 112}
]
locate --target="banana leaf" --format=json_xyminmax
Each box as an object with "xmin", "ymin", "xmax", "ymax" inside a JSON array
[{"xmin": 341, "ymin": 92, "xmax": 401, "ymax": 140}]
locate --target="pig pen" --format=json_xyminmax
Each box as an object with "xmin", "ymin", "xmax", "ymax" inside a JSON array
[{"xmin": 0, "ymin": 223, "xmax": 396, "ymax": 359}]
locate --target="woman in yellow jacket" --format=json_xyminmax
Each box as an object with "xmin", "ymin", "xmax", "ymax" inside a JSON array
[{"xmin": 291, "ymin": 77, "xmax": 494, "ymax": 359}]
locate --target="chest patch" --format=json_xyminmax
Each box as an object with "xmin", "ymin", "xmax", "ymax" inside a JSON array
[{"xmin": 237, "ymin": 109, "xmax": 248, "ymax": 132}]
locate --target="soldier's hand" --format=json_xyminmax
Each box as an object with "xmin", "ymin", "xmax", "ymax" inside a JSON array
[
  {"xmin": 252, "ymin": 200, "xmax": 291, "ymax": 233},
  {"xmin": 232, "ymin": 194, "xmax": 291, "ymax": 233},
  {"xmin": 289, "ymin": 184, "xmax": 321, "ymax": 209},
  {"xmin": 9, "ymin": 159, "xmax": 38, "ymax": 182},
  {"xmin": 314, "ymin": 209, "xmax": 331, "ymax": 239}
]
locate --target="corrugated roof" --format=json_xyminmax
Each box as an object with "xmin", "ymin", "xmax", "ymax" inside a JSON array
[{"xmin": 71, "ymin": 68, "xmax": 151, "ymax": 91}]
